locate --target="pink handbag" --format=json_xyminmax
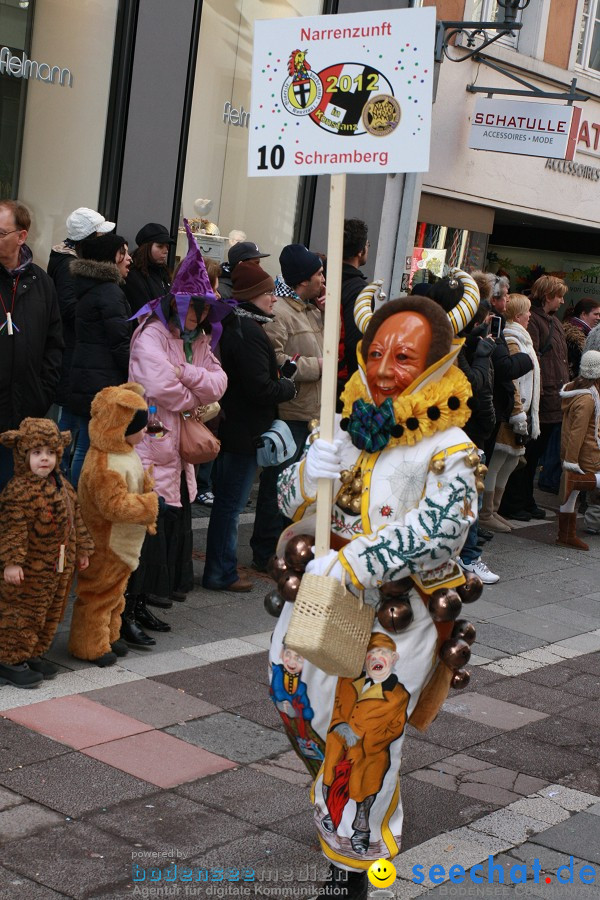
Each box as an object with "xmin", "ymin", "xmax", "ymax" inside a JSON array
[{"xmin": 179, "ymin": 408, "xmax": 220, "ymax": 464}]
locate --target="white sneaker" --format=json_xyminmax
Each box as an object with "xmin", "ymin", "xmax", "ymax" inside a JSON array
[{"xmin": 459, "ymin": 557, "xmax": 499, "ymax": 584}]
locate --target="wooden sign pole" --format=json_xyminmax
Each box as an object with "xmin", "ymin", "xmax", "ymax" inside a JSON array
[{"xmin": 314, "ymin": 173, "xmax": 346, "ymax": 559}]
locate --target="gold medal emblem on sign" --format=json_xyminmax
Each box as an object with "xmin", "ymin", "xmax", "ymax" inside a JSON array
[{"xmin": 362, "ymin": 94, "xmax": 401, "ymax": 137}]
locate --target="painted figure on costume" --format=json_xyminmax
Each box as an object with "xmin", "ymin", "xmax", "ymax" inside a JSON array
[
  {"xmin": 268, "ymin": 269, "xmax": 483, "ymax": 899},
  {"xmin": 270, "ymin": 644, "xmax": 325, "ymax": 777}
]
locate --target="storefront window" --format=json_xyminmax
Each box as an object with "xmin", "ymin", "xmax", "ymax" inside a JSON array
[
  {"xmin": 180, "ymin": 0, "xmax": 324, "ymax": 266},
  {"xmin": 0, "ymin": 0, "xmax": 119, "ymax": 262}
]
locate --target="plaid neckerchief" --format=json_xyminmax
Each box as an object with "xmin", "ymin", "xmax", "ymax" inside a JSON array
[{"xmin": 346, "ymin": 397, "xmax": 396, "ymax": 453}]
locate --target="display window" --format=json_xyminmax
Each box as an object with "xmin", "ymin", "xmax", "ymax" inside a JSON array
[
  {"xmin": 0, "ymin": 0, "xmax": 119, "ymax": 262},
  {"xmin": 179, "ymin": 0, "xmax": 324, "ymax": 266}
]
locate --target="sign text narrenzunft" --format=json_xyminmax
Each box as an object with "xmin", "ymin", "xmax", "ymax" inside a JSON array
[
  {"xmin": 469, "ymin": 98, "xmax": 581, "ymax": 161},
  {"xmin": 248, "ymin": 8, "xmax": 435, "ymax": 177}
]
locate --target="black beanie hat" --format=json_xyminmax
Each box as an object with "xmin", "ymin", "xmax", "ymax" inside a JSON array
[
  {"xmin": 125, "ymin": 408, "xmax": 148, "ymax": 436},
  {"xmin": 279, "ymin": 244, "xmax": 322, "ymax": 288},
  {"xmin": 78, "ymin": 233, "xmax": 128, "ymax": 263}
]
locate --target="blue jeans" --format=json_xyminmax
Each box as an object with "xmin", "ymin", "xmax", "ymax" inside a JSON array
[
  {"xmin": 202, "ymin": 451, "xmax": 258, "ymax": 588},
  {"xmin": 250, "ymin": 419, "xmax": 309, "ymax": 567},
  {"xmin": 58, "ymin": 408, "xmax": 90, "ymax": 488},
  {"xmin": 460, "ymin": 489, "xmax": 483, "ymax": 566}
]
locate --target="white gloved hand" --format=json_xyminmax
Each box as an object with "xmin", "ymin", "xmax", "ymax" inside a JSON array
[
  {"xmin": 563, "ymin": 461, "xmax": 585, "ymax": 474},
  {"xmin": 509, "ymin": 411, "xmax": 528, "ymax": 435},
  {"xmin": 304, "ymin": 437, "xmax": 343, "ymax": 485},
  {"xmin": 305, "ymin": 548, "xmax": 344, "ymax": 581}
]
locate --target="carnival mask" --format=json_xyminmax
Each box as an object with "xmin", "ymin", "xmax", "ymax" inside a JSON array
[{"xmin": 365, "ymin": 311, "xmax": 432, "ymax": 407}]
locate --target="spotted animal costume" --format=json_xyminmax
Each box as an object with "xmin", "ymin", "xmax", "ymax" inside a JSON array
[
  {"xmin": 0, "ymin": 419, "xmax": 94, "ymax": 665},
  {"xmin": 68, "ymin": 383, "xmax": 158, "ymax": 662}
]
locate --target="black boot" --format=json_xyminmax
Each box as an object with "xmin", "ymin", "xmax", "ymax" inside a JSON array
[
  {"xmin": 27, "ymin": 657, "xmax": 59, "ymax": 680},
  {"xmin": 316, "ymin": 865, "xmax": 368, "ymax": 899},
  {"xmin": 0, "ymin": 661, "xmax": 43, "ymax": 688},
  {"xmin": 121, "ymin": 594, "xmax": 156, "ymax": 648},
  {"xmin": 135, "ymin": 596, "xmax": 171, "ymax": 632},
  {"xmin": 110, "ymin": 640, "xmax": 129, "ymax": 657}
]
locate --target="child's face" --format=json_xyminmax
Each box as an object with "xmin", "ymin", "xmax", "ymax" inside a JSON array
[
  {"xmin": 125, "ymin": 429, "xmax": 146, "ymax": 446},
  {"xmin": 29, "ymin": 445, "xmax": 57, "ymax": 476}
]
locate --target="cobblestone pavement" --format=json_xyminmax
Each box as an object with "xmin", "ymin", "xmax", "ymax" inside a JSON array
[{"xmin": 1, "ymin": 492, "xmax": 600, "ymax": 898}]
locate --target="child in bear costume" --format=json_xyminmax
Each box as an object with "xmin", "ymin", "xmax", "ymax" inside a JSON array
[
  {"xmin": 0, "ymin": 418, "xmax": 94, "ymax": 688},
  {"xmin": 69, "ymin": 383, "xmax": 159, "ymax": 666}
]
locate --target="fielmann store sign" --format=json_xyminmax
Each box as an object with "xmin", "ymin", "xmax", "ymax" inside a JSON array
[
  {"xmin": 0, "ymin": 46, "xmax": 73, "ymax": 87},
  {"xmin": 468, "ymin": 97, "xmax": 580, "ymax": 160}
]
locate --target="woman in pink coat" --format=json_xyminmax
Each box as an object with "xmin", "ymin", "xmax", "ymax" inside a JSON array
[{"xmin": 124, "ymin": 226, "xmax": 229, "ymax": 641}]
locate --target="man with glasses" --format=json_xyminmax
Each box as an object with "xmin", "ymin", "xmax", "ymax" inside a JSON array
[{"xmin": 0, "ymin": 200, "xmax": 63, "ymax": 489}]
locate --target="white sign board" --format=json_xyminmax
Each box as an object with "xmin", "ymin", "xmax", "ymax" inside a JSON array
[
  {"xmin": 469, "ymin": 98, "xmax": 581, "ymax": 160},
  {"xmin": 248, "ymin": 8, "xmax": 435, "ymax": 177}
]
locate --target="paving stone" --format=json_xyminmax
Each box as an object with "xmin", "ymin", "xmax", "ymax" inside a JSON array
[
  {"xmin": 241, "ymin": 631, "xmax": 273, "ymax": 650},
  {"xmin": 401, "ymin": 776, "xmax": 498, "ymax": 851},
  {"xmin": 0, "ymin": 820, "xmax": 143, "ymax": 898},
  {"xmin": 87, "ymin": 790, "xmax": 256, "ymax": 857},
  {"xmin": 442, "ymin": 693, "xmax": 547, "ymax": 730},
  {"xmin": 183, "ymin": 637, "xmax": 264, "ymax": 663},
  {"xmin": 469, "ymin": 599, "xmax": 514, "ymax": 621},
  {"xmin": 480, "ymin": 680, "xmax": 575, "ymax": 715},
  {"xmin": 409, "ymin": 711, "xmax": 504, "ymax": 751},
  {"xmin": 520, "ymin": 663, "xmax": 582, "ymax": 688},
  {"xmin": 0, "ymin": 751, "xmax": 155, "ymax": 816},
  {"xmin": 468, "ymin": 808, "xmax": 547, "ymax": 843},
  {"xmin": 518, "ymin": 715, "xmax": 600, "ymax": 759},
  {"xmin": 507, "ymin": 797, "xmax": 572, "ymax": 826},
  {"xmin": 0, "ymin": 787, "xmax": 23, "ymax": 812},
  {"xmin": 559, "ymin": 765, "xmax": 600, "ymax": 796},
  {"xmin": 518, "ymin": 647, "xmax": 573, "ymax": 666},
  {"xmin": 469, "ymin": 732, "xmax": 593, "ymax": 783},
  {"xmin": 587, "ymin": 803, "xmax": 600, "ymax": 816},
  {"xmin": 0, "ymin": 803, "xmax": 63, "ymax": 845},
  {"xmin": 470, "ymin": 644, "xmax": 510, "ymax": 661},
  {"xmin": 554, "ymin": 633, "xmax": 600, "ymax": 655},
  {"xmin": 222, "ymin": 649, "xmax": 270, "ymax": 684},
  {"xmin": 461, "ymin": 667, "xmax": 507, "ymax": 693},
  {"xmin": 118, "ymin": 649, "xmax": 210, "ymax": 676},
  {"xmin": 153, "ymin": 665, "xmax": 262, "ymax": 708},
  {"xmin": 401, "ymin": 736, "xmax": 455, "ymax": 774},
  {"xmin": 561, "ymin": 651, "xmax": 600, "ymax": 676},
  {"xmin": 190, "ymin": 830, "xmax": 325, "ymax": 882},
  {"xmin": 250, "ymin": 749, "xmax": 313, "ymax": 786},
  {"xmin": 0, "ymin": 720, "xmax": 69, "ymax": 773},
  {"xmin": 176, "ymin": 766, "xmax": 310, "ymax": 826},
  {"xmin": 530, "ymin": 811, "xmax": 600, "ymax": 864},
  {"xmin": 0, "ymin": 671, "xmax": 100, "ymax": 712},
  {"xmin": 84, "ymin": 679, "xmax": 220, "ymax": 728},
  {"xmin": 556, "ymin": 672, "xmax": 600, "ymax": 698},
  {"xmin": 483, "ymin": 612, "xmax": 589, "ymax": 642},
  {"xmin": 83, "ymin": 728, "xmax": 235, "ymax": 787},
  {"xmin": 234, "ymin": 697, "xmax": 282, "ymax": 731},
  {"xmin": 483, "ymin": 657, "xmax": 546, "ymax": 677},
  {"xmin": 474, "ymin": 624, "xmax": 547, "ymax": 654},
  {"xmin": 537, "ymin": 784, "xmax": 600, "ymax": 812},
  {"xmin": 166, "ymin": 711, "xmax": 290, "ymax": 763},
  {"xmin": 0, "ymin": 868, "xmax": 65, "ymax": 899},
  {"xmin": 394, "ymin": 827, "xmax": 512, "ymax": 883},
  {"xmin": 4, "ymin": 695, "xmax": 153, "ymax": 750},
  {"xmin": 524, "ymin": 603, "xmax": 600, "ymax": 632}
]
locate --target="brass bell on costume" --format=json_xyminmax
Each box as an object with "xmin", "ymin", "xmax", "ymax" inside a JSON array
[
  {"xmin": 307, "ymin": 418, "xmax": 320, "ymax": 444},
  {"xmin": 430, "ymin": 459, "xmax": 446, "ymax": 475},
  {"xmin": 336, "ymin": 466, "xmax": 363, "ymax": 514}
]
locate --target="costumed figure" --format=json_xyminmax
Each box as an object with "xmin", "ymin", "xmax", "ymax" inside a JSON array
[
  {"xmin": 267, "ymin": 270, "xmax": 484, "ymax": 899},
  {"xmin": 0, "ymin": 419, "xmax": 94, "ymax": 688},
  {"xmin": 68, "ymin": 383, "xmax": 159, "ymax": 667},
  {"xmin": 556, "ymin": 349, "xmax": 600, "ymax": 550},
  {"xmin": 270, "ymin": 645, "xmax": 326, "ymax": 777}
]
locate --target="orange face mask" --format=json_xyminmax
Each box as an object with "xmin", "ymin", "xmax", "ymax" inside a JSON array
[{"xmin": 365, "ymin": 311, "xmax": 432, "ymax": 407}]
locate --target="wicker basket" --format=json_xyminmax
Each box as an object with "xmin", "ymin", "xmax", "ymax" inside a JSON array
[{"xmin": 285, "ymin": 571, "xmax": 375, "ymax": 678}]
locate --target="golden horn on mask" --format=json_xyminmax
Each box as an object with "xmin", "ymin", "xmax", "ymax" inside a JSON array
[
  {"xmin": 446, "ymin": 268, "xmax": 480, "ymax": 335},
  {"xmin": 353, "ymin": 279, "xmax": 384, "ymax": 334}
]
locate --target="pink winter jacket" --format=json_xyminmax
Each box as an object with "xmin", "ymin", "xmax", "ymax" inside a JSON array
[{"xmin": 129, "ymin": 318, "xmax": 227, "ymax": 506}]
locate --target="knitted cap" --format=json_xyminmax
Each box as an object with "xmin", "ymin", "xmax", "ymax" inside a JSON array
[
  {"xmin": 78, "ymin": 233, "xmax": 128, "ymax": 262},
  {"xmin": 279, "ymin": 244, "xmax": 322, "ymax": 288},
  {"xmin": 580, "ymin": 350, "xmax": 600, "ymax": 379},
  {"xmin": 232, "ymin": 262, "xmax": 275, "ymax": 301},
  {"xmin": 66, "ymin": 207, "xmax": 115, "ymax": 242}
]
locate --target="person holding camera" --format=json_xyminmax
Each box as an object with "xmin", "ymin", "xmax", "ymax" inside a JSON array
[
  {"xmin": 482, "ymin": 294, "xmax": 540, "ymax": 531},
  {"xmin": 202, "ymin": 262, "xmax": 296, "ymax": 592}
]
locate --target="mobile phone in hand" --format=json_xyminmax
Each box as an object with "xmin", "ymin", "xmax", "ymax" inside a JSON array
[
  {"xmin": 280, "ymin": 354, "xmax": 299, "ymax": 378},
  {"xmin": 490, "ymin": 315, "xmax": 503, "ymax": 339}
]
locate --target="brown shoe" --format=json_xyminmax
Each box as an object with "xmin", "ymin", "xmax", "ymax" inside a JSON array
[{"xmin": 223, "ymin": 576, "xmax": 254, "ymax": 592}]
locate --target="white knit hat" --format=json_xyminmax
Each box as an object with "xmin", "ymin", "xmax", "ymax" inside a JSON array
[
  {"xmin": 579, "ymin": 350, "xmax": 600, "ymax": 379},
  {"xmin": 66, "ymin": 208, "xmax": 115, "ymax": 242}
]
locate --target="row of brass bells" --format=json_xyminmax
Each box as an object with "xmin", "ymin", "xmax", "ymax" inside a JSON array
[
  {"xmin": 266, "ymin": 534, "xmax": 315, "ymax": 603},
  {"xmin": 456, "ymin": 571, "xmax": 484, "ymax": 604},
  {"xmin": 264, "ymin": 589, "xmax": 285, "ymax": 618},
  {"xmin": 337, "ymin": 467, "xmax": 363, "ymax": 515},
  {"xmin": 377, "ymin": 577, "xmax": 414, "ymax": 633},
  {"xmin": 448, "ymin": 619, "xmax": 476, "ymax": 689},
  {"xmin": 440, "ymin": 637, "xmax": 471, "ymax": 669},
  {"xmin": 428, "ymin": 587, "xmax": 462, "ymax": 623},
  {"xmin": 465, "ymin": 449, "xmax": 488, "ymax": 493}
]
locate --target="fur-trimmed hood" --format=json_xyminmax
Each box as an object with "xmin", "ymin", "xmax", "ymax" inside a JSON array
[
  {"xmin": 88, "ymin": 383, "xmax": 148, "ymax": 454},
  {"xmin": 70, "ymin": 258, "xmax": 124, "ymax": 285}
]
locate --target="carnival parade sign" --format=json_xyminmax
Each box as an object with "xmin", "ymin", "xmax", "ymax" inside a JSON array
[{"xmin": 248, "ymin": 7, "xmax": 435, "ymax": 177}]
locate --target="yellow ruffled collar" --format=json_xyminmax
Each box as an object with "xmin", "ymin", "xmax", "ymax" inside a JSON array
[{"xmin": 340, "ymin": 350, "xmax": 473, "ymax": 448}]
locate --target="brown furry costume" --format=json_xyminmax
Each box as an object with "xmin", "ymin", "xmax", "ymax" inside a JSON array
[
  {"xmin": 0, "ymin": 419, "xmax": 94, "ymax": 665},
  {"xmin": 68, "ymin": 383, "xmax": 159, "ymax": 661}
]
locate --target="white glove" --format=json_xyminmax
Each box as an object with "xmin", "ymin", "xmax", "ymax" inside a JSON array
[
  {"xmin": 509, "ymin": 411, "xmax": 528, "ymax": 436},
  {"xmin": 304, "ymin": 438, "xmax": 343, "ymax": 485},
  {"xmin": 305, "ymin": 548, "xmax": 344, "ymax": 581},
  {"xmin": 563, "ymin": 461, "xmax": 585, "ymax": 475}
]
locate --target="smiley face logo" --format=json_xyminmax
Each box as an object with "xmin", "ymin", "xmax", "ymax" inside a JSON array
[{"xmin": 367, "ymin": 858, "xmax": 397, "ymax": 888}]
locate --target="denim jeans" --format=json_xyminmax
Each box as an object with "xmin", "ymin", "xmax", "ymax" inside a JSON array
[
  {"xmin": 58, "ymin": 408, "xmax": 90, "ymax": 488},
  {"xmin": 202, "ymin": 451, "xmax": 258, "ymax": 588},
  {"xmin": 460, "ymin": 491, "xmax": 482, "ymax": 566},
  {"xmin": 250, "ymin": 419, "xmax": 309, "ymax": 567}
]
